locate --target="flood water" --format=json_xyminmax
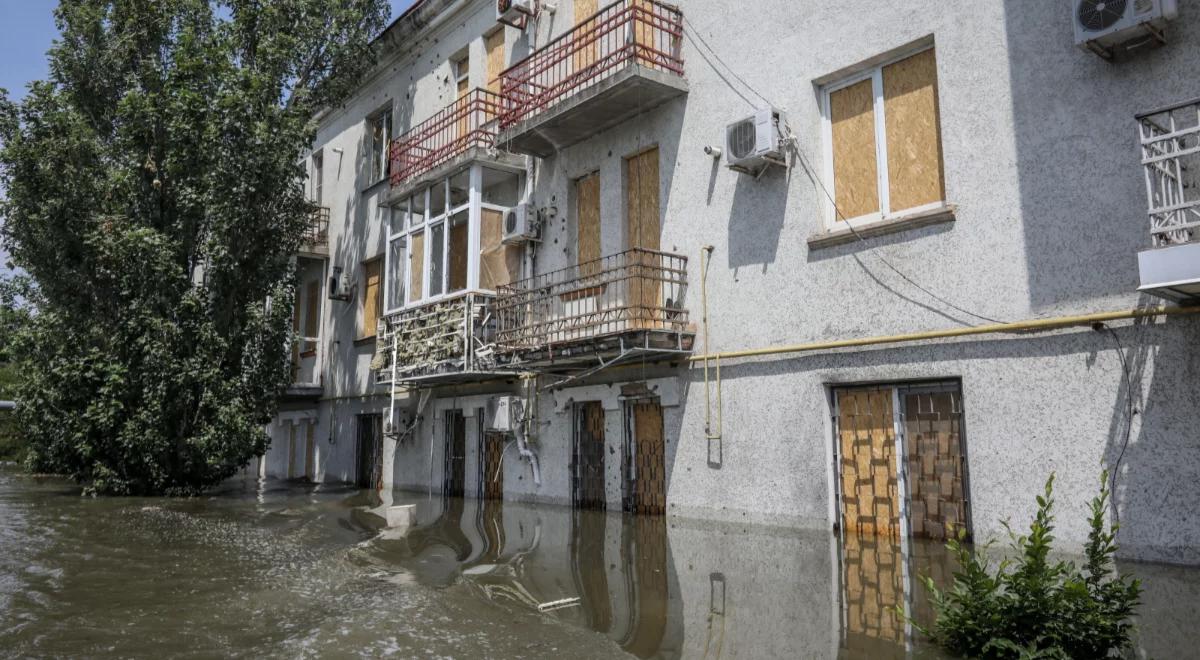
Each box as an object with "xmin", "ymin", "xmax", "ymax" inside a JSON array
[{"xmin": 1, "ymin": 465, "xmax": 1198, "ymax": 659}]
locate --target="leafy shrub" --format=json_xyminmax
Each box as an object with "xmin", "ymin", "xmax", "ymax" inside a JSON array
[{"xmin": 913, "ymin": 472, "xmax": 1141, "ymax": 659}]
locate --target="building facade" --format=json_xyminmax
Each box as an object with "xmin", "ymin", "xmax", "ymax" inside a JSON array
[{"xmin": 261, "ymin": 0, "xmax": 1200, "ymax": 564}]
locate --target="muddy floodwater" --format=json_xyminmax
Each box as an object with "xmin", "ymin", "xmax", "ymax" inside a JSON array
[{"xmin": 1, "ymin": 465, "xmax": 1198, "ymax": 658}]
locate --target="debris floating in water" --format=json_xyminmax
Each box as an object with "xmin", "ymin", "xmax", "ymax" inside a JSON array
[{"xmin": 537, "ymin": 597, "xmax": 581, "ymax": 613}]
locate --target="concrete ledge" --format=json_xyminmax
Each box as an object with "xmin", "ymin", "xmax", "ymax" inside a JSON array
[
  {"xmin": 383, "ymin": 147, "xmax": 526, "ymax": 206},
  {"xmin": 806, "ymin": 204, "xmax": 957, "ymax": 250},
  {"xmin": 497, "ymin": 65, "xmax": 689, "ymax": 158}
]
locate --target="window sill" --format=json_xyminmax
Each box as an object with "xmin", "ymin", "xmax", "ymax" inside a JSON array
[
  {"xmin": 361, "ymin": 177, "xmax": 390, "ymax": 196},
  {"xmin": 807, "ymin": 203, "xmax": 957, "ymax": 250}
]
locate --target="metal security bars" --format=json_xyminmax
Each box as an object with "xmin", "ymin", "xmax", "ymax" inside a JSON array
[
  {"xmin": 389, "ymin": 89, "xmax": 506, "ymax": 187},
  {"xmin": 304, "ymin": 206, "xmax": 330, "ymax": 245},
  {"xmin": 1139, "ymin": 98, "xmax": 1200, "ymax": 246},
  {"xmin": 494, "ymin": 248, "xmax": 689, "ymax": 353},
  {"xmin": 375, "ymin": 292, "xmax": 504, "ymax": 385},
  {"xmin": 498, "ymin": 0, "xmax": 684, "ymax": 128}
]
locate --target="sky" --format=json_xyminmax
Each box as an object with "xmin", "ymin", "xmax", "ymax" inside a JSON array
[
  {"xmin": 0, "ymin": 0, "xmax": 419, "ymax": 271},
  {"xmin": 0, "ymin": 0, "xmax": 421, "ymax": 102}
]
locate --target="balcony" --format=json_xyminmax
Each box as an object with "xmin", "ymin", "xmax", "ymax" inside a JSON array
[
  {"xmin": 1137, "ymin": 98, "xmax": 1200, "ymax": 301},
  {"xmin": 496, "ymin": 0, "xmax": 686, "ymax": 158},
  {"xmin": 493, "ymin": 248, "xmax": 693, "ymax": 373},
  {"xmin": 386, "ymin": 89, "xmax": 523, "ymax": 201},
  {"xmin": 301, "ymin": 206, "xmax": 330, "ymax": 253},
  {"xmin": 375, "ymin": 292, "xmax": 516, "ymax": 387}
]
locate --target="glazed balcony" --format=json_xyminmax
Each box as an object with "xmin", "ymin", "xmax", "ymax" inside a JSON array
[
  {"xmin": 1137, "ymin": 98, "xmax": 1200, "ymax": 301},
  {"xmin": 497, "ymin": 0, "xmax": 686, "ymax": 158},
  {"xmin": 493, "ymin": 248, "xmax": 693, "ymax": 372},
  {"xmin": 375, "ymin": 292, "xmax": 515, "ymax": 387},
  {"xmin": 387, "ymin": 89, "xmax": 522, "ymax": 200}
]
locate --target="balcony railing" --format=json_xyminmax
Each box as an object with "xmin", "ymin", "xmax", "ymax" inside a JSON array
[
  {"xmin": 389, "ymin": 89, "xmax": 506, "ymax": 187},
  {"xmin": 1139, "ymin": 98, "xmax": 1200, "ymax": 247},
  {"xmin": 375, "ymin": 292, "xmax": 506, "ymax": 385},
  {"xmin": 498, "ymin": 0, "xmax": 684, "ymax": 129},
  {"xmin": 494, "ymin": 248, "xmax": 690, "ymax": 353},
  {"xmin": 304, "ymin": 206, "xmax": 330, "ymax": 245}
]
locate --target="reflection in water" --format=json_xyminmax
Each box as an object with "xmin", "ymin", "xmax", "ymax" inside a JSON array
[{"xmin": 1, "ymin": 467, "xmax": 1197, "ymax": 659}]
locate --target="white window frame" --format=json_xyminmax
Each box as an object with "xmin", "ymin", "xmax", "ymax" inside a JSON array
[
  {"xmin": 311, "ymin": 150, "xmax": 324, "ymax": 206},
  {"xmin": 367, "ymin": 106, "xmax": 393, "ymax": 186},
  {"xmin": 819, "ymin": 44, "xmax": 944, "ymax": 230},
  {"xmin": 383, "ymin": 164, "xmax": 522, "ymax": 315}
]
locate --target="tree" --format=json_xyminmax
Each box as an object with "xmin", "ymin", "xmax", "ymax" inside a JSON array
[{"xmin": 0, "ymin": 0, "xmax": 389, "ymax": 494}]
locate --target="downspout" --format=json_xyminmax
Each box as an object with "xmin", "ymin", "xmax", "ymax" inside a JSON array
[
  {"xmin": 700, "ymin": 245, "xmax": 722, "ymax": 440},
  {"xmin": 516, "ymin": 376, "xmax": 542, "ymax": 486}
]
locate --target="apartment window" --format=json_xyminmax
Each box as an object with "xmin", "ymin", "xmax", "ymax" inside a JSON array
[
  {"xmin": 368, "ymin": 107, "xmax": 393, "ymax": 185},
  {"xmin": 384, "ymin": 165, "xmax": 523, "ymax": 312},
  {"xmin": 484, "ymin": 29, "xmax": 506, "ymax": 94},
  {"xmin": 360, "ymin": 257, "xmax": 383, "ymax": 339},
  {"xmin": 311, "ymin": 151, "xmax": 324, "ymax": 206},
  {"xmin": 453, "ymin": 52, "xmax": 470, "ymax": 98},
  {"xmin": 821, "ymin": 46, "xmax": 946, "ymax": 227}
]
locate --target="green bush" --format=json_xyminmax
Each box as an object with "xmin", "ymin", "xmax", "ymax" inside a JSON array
[
  {"xmin": 913, "ymin": 472, "xmax": 1141, "ymax": 659},
  {"xmin": 0, "ymin": 362, "xmax": 21, "ymax": 462}
]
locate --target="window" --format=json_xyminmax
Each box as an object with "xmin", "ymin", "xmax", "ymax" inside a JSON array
[
  {"xmin": 311, "ymin": 151, "xmax": 324, "ymax": 206},
  {"xmin": 368, "ymin": 107, "xmax": 393, "ymax": 185},
  {"xmin": 453, "ymin": 53, "xmax": 470, "ymax": 98},
  {"xmin": 484, "ymin": 29, "xmax": 506, "ymax": 94},
  {"xmin": 821, "ymin": 47, "xmax": 946, "ymax": 226},
  {"xmin": 360, "ymin": 258, "xmax": 383, "ymax": 339}
]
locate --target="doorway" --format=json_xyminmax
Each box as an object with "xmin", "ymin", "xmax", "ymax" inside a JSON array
[
  {"xmin": 832, "ymin": 381, "xmax": 971, "ymax": 541},
  {"xmin": 355, "ymin": 413, "xmax": 383, "ymax": 489},
  {"xmin": 624, "ymin": 399, "xmax": 666, "ymax": 515},
  {"xmin": 572, "ymin": 401, "xmax": 607, "ymax": 510},
  {"xmin": 443, "ymin": 409, "xmax": 467, "ymax": 498}
]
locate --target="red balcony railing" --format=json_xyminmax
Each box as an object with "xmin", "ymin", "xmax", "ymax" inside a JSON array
[
  {"xmin": 498, "ymin": 0, "xmax": 683, "ymax": 129},
  {"xmin": 389, "ymin": 88, "xmax": 505, "ymax": 187}
]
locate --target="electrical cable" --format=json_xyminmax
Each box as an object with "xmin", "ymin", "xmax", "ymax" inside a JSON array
[{"xmin": 1101, "ymin": 324, "xmax": 1137, "ymax": 527}]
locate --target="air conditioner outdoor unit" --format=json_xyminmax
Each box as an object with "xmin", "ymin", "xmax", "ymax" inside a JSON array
[
  {"xmin": 502, "ymin": 203, "xmax": 536, "ymax": 244},
  {"xmin": 497, "ymin": 0, "xmax": 536, "ymax": 27},
  {"xmin": 328, "ymin": 266, "xmax": 352, "ymax": 301},
  {"xmin": 1074, "ymin": 0, "xmax": 1178, "ymax": 56},
  {"xmin": 487, "ymin": 395, "xmax": 525, "ymax": 433},
  {"xmin": 725, "ymin": 107, "xmax": 787, "ymax": 176}
]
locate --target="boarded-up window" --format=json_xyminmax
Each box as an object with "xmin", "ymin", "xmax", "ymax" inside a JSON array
[
  {"xmin": 480, "ymin": 208, "xmax": 521, "ymax": 290},
  {"xmin": 625, "ymin": 147, "xmax": 660, "ymax": 251},
  {"xmin": 577, "ymin": 172, "xmax": 601, "ymax": 273},
  {"xmin": 485, "ymin": 30, "xmax": 505, "ymax": 94},
  {"xmin": 361, "ymin": 259, "xmax": 383, "ymax": 339},
  {"xmin": 825, "ymin": 47, "xmax": 945, "ymax": 223},
  {"xmin": 574, "ymin": 0, "xmax": 599, "ymax": 72},
  {"xmin": 410, "ymin": 230, "xmax": 425, "ymax": 303}
]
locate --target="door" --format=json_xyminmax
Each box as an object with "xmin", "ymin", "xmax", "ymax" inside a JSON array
[
  {"xmin": 573, "ymin": 0, "xmax": 599, "ymax": 73},
  {"xmin": 573, "ymin": 401, "xmax": 607, "ymax": 510},
  {"xmin": 901, "ymin": 385, "xmax": 969, "ymax": 541},
  {"xmin": 304, "ymin": 421, "xmax": 316, "ymax": 479},
  {"xmin": 480, "ymin": 429, "xmax": 505, "ymax": 501},
  {"xmin": 443, "ymin": 409, "xmax": 467, "ymax": 498},
  {"xmin": 624, "ymin": 147, "xmax": 661, "ymax": 330},
  {"xmin": 625, "ymin": 400, "xmax": 666, "ymax": 515},
  {"xmin": 836, "ymin": 388, "xmax": 901, "ymax": 539},
  {"xmin": 356, "ymin": 414, "xmax": 383, "ymax": 489}
]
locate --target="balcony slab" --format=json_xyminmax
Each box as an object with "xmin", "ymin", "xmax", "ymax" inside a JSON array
[
  {"xmin": 497, "ymin": 65, "xmax": 688, "ymax": 158},
  {"xmin": 383, "ymin": 146, "xmax": 526, "ymax": 206},
  {"xmin": 1138, "ymin": 241, "xmax": 1200, "ymax": 302}
]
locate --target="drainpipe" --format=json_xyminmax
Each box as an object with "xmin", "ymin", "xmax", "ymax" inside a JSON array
[{"xmin": 516, "ymin": 376, "xmax": 542, "ymax": 486}]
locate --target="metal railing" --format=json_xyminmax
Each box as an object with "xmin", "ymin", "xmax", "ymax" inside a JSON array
[
  {"xmin": 304, "ymin": 206, "xmax": 330, "ymax": 245},
  {"xmin": 1138, "ymin": 98, "xmax": 1200, "ymax": 247},
  {"xmin": 498, "ymin": 0, "xmax": 683, "ymax": 129},
  {"xmin": 494, "ymin": 248, "xmax": 689, "ymax": 352},
  {"xmin": 389, "ymin": 89, "xmax": 506, "ymax": 187},
  {"xmin": 375, "ymin": 292, "xmax": 502, "ymax": 384}
]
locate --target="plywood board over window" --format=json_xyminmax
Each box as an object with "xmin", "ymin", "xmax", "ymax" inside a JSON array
[
  {"xmin": 577, "ymin": 172, "xmax": 601, "ymax": 274},
  {"xmin": 480, "ymin": 208, "xmax": 522, "ymax": 290},
  {"xmin": 830, "ymin": 79, "xmax": 880, "ymax": 220},
  {"xmin": 625, "ymin": 147, "xmax": 660, "ymax": 251},
  {"xmin": 574, "ymin": 0, "xmax": 599, "ymax": 72},
  {"xmin": 410, "ymin": 230, "xmax": 426, "ymax": 302},
  {"xmin": 485, "ymin": 29, "xmax": 506, "ymax": 95},
  {"xmin": 883, "ymin": 48, "xmax": 945, "ymax": 212},
  {"xmin": 448, "ymin": 216, "xmax": 469, "ymax": 293},
  {"xmin": 361, "ymin": 259, "xmax": 383, "ymax": 339}
]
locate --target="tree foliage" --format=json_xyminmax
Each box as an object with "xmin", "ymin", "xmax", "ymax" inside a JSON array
[
  {"xmin": 0, "ymin": 0, "xmax": 389, "ymax": 494},
  {"xmin": 913, "ymin": 472, "xmax": 1141, "ymax": 659}
]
